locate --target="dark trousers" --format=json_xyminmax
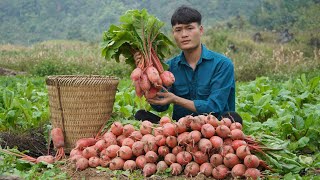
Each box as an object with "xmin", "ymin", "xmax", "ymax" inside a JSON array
[{"xmin": 134, "ymin": 110, "xmax": 243, "ymax": 124}]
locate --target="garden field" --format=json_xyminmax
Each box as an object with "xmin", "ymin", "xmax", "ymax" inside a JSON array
[{"xmin": 0, "ymin": 28, "xmax": 319, "ymax": 179}]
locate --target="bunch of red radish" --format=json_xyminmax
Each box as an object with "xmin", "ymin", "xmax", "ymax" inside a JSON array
[
  {"xmin": 130, "ymin": 49, "xmax": 175, "ymax": 98},
  {"xmin": 68, "ymin": 114, "xmax": 270, "ymax": 179}
]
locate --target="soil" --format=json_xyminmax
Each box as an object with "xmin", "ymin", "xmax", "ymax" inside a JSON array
[{"xmin": 0, "ymin": 67, "xmax": 26, "ymax": 76}]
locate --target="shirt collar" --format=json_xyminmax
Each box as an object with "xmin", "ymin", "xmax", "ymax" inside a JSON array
[{"xmin": 177, "ymin": 44, "xmax": 214, "ymax": 66}]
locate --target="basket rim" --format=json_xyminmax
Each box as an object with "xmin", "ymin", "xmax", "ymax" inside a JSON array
[{"xmin": 46, "ymin": 75, "xmax": 119, "ymax": 86}]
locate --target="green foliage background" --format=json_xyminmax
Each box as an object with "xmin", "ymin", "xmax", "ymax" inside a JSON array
[{"xmin": 1, "ymin": 0, "xmax": 319, "ymax": 45}]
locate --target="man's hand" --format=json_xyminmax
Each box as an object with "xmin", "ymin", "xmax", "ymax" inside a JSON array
[
  {"xmin": 147, "ymin": 91, "xmax": 176, "ymax": 106},
  {"xmin": 148, "ymin": 91, "xmax": 197, "ymax": 113}
]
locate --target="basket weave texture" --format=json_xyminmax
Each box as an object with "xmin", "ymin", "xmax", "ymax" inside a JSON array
[{"xmin": 46, "ymin": 75, "xmax": 119, "ymax": 153}]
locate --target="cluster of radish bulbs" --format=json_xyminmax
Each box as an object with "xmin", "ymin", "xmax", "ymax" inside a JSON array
[{"xmin": 68, "ymin": 114, "xmax": 270, "ymax": 179}]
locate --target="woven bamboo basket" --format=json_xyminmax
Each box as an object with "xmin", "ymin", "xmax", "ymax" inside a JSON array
[{"xmin": 46, "ymin": 75, "xmax": 119, "ymax": 153}]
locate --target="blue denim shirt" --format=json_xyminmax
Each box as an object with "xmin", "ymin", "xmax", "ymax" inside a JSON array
[{"xmin": 152, "ymin": 44, "xmax": 235, "ymax": 120}]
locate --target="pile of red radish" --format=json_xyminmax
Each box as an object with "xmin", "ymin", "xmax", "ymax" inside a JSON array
[{"xmin": 69, "ymin": 114, "xmax": 271, "ymax": 179}]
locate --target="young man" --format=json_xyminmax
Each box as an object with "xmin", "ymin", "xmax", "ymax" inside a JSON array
[{"xmin": 135, "ymin": 6, "xmax": 241, "ymax": 123}]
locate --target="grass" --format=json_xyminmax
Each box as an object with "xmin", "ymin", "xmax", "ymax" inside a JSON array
[{"xmin": 0, "ymin": 29, "xmax": 319, "ymax": 82}]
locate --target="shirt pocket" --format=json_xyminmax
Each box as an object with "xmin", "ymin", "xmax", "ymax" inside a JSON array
[
  {"xmin": 197, "ymin": 86, "xmax": 211, "ymax": 99},
  {"xmin": 174, "ymin": 85, "xmax": 189, "ymax": 98}
]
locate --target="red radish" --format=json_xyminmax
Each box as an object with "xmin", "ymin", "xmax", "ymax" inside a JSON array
[
  {"xmin": 184, "ymin": 162, "xmax": 200, "ymax": 177},
  {"xmin": 122, "ymin": 138, "xmax": 135, "ymax": 148},
  {"xmin": 143, "ymin": 163, "xmax": 157, "ymax": 177},
  {"xmin": 177, "ymin": 132, "xmax": 189, "ymax": 145},
  {"xmin": 123, "ymin": 124, "xmax": 135, "ymax": 137},
  {"xmin": 155, "ymin": 135, "xmax": 166, "ymax": 146},
  {"xmin": 223, "ymin": 138, "xmax": 233, "ymax": 145},
  {"xmin": 244, "ymin": 155, "xmax": 260, "ymax": 168},
  {"xmin": 100, "ymin": 154, "xmax": 110, "ymax": 165},
  {"xmin": 130, "ymin": 67, "xmax": 142, "ymax": 81},
  {"xmin": 88, "ymin": 156, "xmax": 100, "ymax": 167},
  {"xmin": 100, "ymin": 149, "xmax": 107, "ymax": 156},
  {"xmin": 69, "ymin": 148, "xmax": 82, "ymax": 157},
  {"xmin": 111, "ymin": 122, "xmax": 123, "ymax": 136},
  {"xmin": 134, "ymin": 80, "xmax": 143, "ymax": 97},
  {"xmin": 230, "ymin": 129, "xmax": 245, "ymax": 140},
  {"xmin": 145, "ymin": 151, "xmax": 158, "ymax": 163},
  {"xmin": 69, "ymin": 154, "xmax": 83, "ymax": 163},
  {"xmin": 158, "ymin": 146, "xmax": 170, "ymax": 157},
  {"xmin": 187, "ymin": 130, "xmax": 202, "ymax": 145},
  {"xmin": 220, "ymin": 145, "xmax": 235, "ymax": 156},
  {"xmin": 140, "ymin": 120, "xmax": 153, "ymax": 135},
  {"xmin": 123, "ymin": 160, "xmax": 137, "ymax": 171},
  {"xmin": 139, "ymin": 73, "xmax": 151, "ymax": 91},
  {"xmin": 210, "ymin": 136, "xmax": 223, "ymax": 149},
  {"xmin": 106, "ymin": 144, "xmax": 120, "ymax": 158},
  {"xmin": 160, "ymin": 116, "xmax": 171, "ymax": 126},
  {"xmin": 192, "ymin": 151, "xmax": 209, "ymax": 165},
  {"xmin": 232, "ymin": 140, "xmax": 247, "ymax": 151},
  {"xmin": 36, "ymin": 155, "xmax": 55, "ymax": 164},
  {"xmin": 118, "ymin": 146, "xmax": 133, "ymax": 160},
  {"xmin": 162, "ymin": 123, "xmax": 176, "ymax": 136},
  {"xmin": 157, "ymin": 161, "xmax": 168, "ymax": 172},
  {"xmin": 201, "ymin": 123, "xmax": 215, "ymax": 138},
  {"xmin": 144, "ymin": 140, "xmax": 158, "ymax": 152},
  {"xmin": 210, "ymin": 154, "xmax": 223, "ymax": 167},
  {"xmin": 75, "ymin": 138, "xmax": 97, "ymax": 150},
  {"xmin": 109, "ymin": 157, "xmax": 125, "ymax": 170},
  {"xmin": 212, "ymin": 165, "xmax": 229, "ymax": 179},
  {"xmin": 216, "ymin": 125, "xmax": 231, "ymax": 139},
  {"xmin": 175, "ymin": 122, "xmax": 187, "ymax": 134},
  {"xmin": 170, "ymin": 163, "xmax": 182, "ymax": 176},
  {"xmin": 245, "ymin": 168, "xmax": 261, "ymax": 180},
  {"xmin": 164, "ymin": 153, "xmax": 176, "ymax": 165},
  {"xmin": 146, "ymin": 66, "xmax": 161, "ymax": 84},
  {"xmin": 94, "ymin": 139, "xmax": 107, "ymax": 152},
  {"xmin": 51, "ymin": 128, "xmax": 64, "ymax": 152},
  {"xmin": 145, "ymin": 86, "xmax": 158, "ymax": 99},
  {"xmin": 116, "ymin": 134, "xmax": 126, "ymax": 146},
  {"xmin": 153, "ymin": 127, "xmax": 163, "ymax": 136},
  {"xmin": 221, "ymin": 117, "xmax": 232, "ymax": 127},
  {"xmin": 176, "ymin": 151, "xmax": 192, "ymax": 165},
  {"xmin": 130, "ymin": 131, "xmax": 143, "ymax": 141},
  {"xmin": 230, "ymin": 122, "xmax": 243, "ymax": 130},
  {"xmin": 206, "ymin": 114, "xmax": 220, "ymax": 127},
  {"xmin": 189, "ymin": 116, "xmax": 205, "ymax": 131},
  {"xmin": 198, "ymin": 138, "xmax": 213, "ymax": 153},
  {"xmin": 103, "ymin": 132, "xmax": 116, "ymax": 140},
  {"xmin": 136, "ymin": 155, "xmax": 147, "ymax": 169},
  {"xmin": 132, "ymin": 141, "xmax": 145, "ymax": 157},
  {"xmin": 100, "ymin": 158, "xmax": 109, "ymax": 167},
  {"xmin": 76, "ymin": 157, "xmax": 89, "ymax": 171},
  {"xmin": 82, "ymin": 146, "xmax": 97, "ymax": 159},
  {"xmin": 172, "ymin": 146, "xmax": 183, "ymax": 155},
  {"xmin": 166, "ymin": 136, "xmax": 177, "ymax": 148},
  {"xmin": 141, "ymin": 134, "xmax": 155, "ymax": 143},
  {"xmin": 223, "ymin": 153, "xmax": 240, "ymax": 168},
  {"xmin": 200, "ymin": 162, "xmax": 213, "ymax": 177},
  {"xmin": 160, "ymin": 71, "xmax": 175, "ymax": 87},
  {"xmin": 236, "ymin": 145, "xmax": 251, "ymax": 159},
  {"xmin": 231, "ymin": 164, "xmax": 247, "ymax": 178},
  {"xmin": 185, "ymin": 144, "xmax": 199, "ymax": 154}
]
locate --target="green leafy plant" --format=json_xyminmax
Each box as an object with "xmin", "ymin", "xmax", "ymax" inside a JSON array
[{"xmin": 101, "ymin": 9, "xmax": 175, "ymax": 69}]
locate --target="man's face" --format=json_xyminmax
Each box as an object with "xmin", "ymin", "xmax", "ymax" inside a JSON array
[{"xmin": 172, "ymin": 22, "xmax": 203, "ymax": 51}]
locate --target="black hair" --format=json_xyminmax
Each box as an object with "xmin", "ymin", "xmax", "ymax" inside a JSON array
[{"xmin": 171, "ymin": 6, "xmax": 202, "ymax": 26}]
